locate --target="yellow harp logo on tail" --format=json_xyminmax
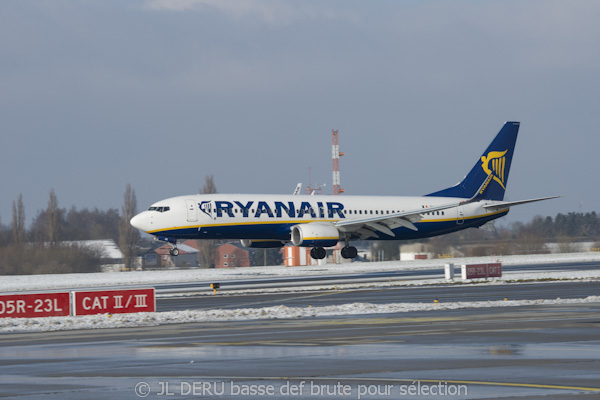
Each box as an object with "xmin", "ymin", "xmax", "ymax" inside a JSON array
[{"xmin": 481, "ymin": 150, "xmax": 508, "ymax": 190}]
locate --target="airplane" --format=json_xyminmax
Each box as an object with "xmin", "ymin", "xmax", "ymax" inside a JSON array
[{"xmin": 130, "ymin": 122, "xmax": 559, "ymax": 260}]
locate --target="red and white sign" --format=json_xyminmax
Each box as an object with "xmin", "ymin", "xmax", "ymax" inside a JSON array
[
  {"xmin": 462, "ymin": 263, "xmax": 502, "ymax": 280},
  {"xmin": 487, "ymin": 263, "xmax": 502, "ymax": 278},
  {"xmin": 72, "ymin": 288, "xmax": 155, "ymax": 316},
  {"xmin": 0, "ymin": 292, "xmax": 70, "ymax": 318}
]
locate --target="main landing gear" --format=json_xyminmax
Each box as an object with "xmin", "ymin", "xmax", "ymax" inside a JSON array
[
  {"xmin": 310, "ymin": 247, "xmax": 327, "ymax": 260},
  {"xmin": 169, "ymin": 247, "xmax": 179, "ymax": 257},
  {"xmin": 341, "ymin": 246, "xmax": 358, "ymax": 259},
  {"xmin": 309, "ymin": 245, "xmax": 358, "ymax": 260}
]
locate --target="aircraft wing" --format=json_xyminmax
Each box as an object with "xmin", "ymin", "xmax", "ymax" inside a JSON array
[
  {"xmin": 334, "ymin": 174, "xmax": 496, "ymax": 239},
  {"xmin": 334, "ymin": 201, "xmax": 462, "ymax": 239},
  {"xmin": 483, "ymin": 195, "xmax": 561, "ymax": 211}
]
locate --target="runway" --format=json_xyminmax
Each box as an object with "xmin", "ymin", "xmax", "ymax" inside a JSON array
[
  {"xmin": 157, "ymin": 281, "xmax": 600, "ymax": 312},
  {"xmin": 153, "ymin": 260, "xmax": 600, "ymax": 294},
  {"xmin": 1, "ymin": 281, "xmax": 600, "ymax": 399}
]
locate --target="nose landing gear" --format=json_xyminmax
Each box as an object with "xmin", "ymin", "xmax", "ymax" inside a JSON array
[{"xmin": 157, "ymin": 236, "xmax": 179, "ymax": 257}]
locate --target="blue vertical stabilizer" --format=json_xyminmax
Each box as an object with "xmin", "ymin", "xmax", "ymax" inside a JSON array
[{"xmin": 426, "ymin": 121, "xmax": 520, "ymax": 201}]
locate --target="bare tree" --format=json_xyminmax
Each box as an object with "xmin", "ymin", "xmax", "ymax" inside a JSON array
[
  {"xmin": 47, "ymin": 189, "xmax": 61, "ymax": 245},
  {"xmin": 517, "ymin": 233, "xmax": 546, "ymax": 254},
  {"xmin": 197, "ymin": 175, "xmax": 218, "ymax": 268},
  {"xmin": 119, "ymin": 184, "xmax": 140, "ymax": 270},
  {"xmin": 11, "ymin": 194, "xmax": 25, "ymax": 245},
  {"xmin": 200, "ymin": 174, "xmax": 217, "ymax": 195},
  {"xmin": 557, "ymin": 235, "xmax": 578, "ymax": 253}
]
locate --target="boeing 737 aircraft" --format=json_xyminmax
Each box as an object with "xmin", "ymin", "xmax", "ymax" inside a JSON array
[{"xmin": 130, "ymin": 122, "xmax": 558, "ymax": 260}]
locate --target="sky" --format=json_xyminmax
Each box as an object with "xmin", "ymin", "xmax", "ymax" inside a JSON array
[{"xmin": 1, "ymin": 0, "xmax": 599, "ymax": 228}]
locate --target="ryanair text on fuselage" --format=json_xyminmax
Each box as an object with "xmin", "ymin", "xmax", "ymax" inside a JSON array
[{"xmin": 203, "ymin": 200, "xmax": 346, "ymax": 219}]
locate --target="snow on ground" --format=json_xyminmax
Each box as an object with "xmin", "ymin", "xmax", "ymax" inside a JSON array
[
  {"xmin": 2, "ymin": 252, "xmax": 600, "ymax": 293},
  {"xmin": 2, "ymin": 252, "xmax": 600, "ymax": 333},
  {"xmin": 1, "ymin": 295, "xmax": 599, "ymax": 333}
]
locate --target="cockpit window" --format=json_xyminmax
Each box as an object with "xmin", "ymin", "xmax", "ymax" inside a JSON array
[{"xmin": 148, "ymin": 206, "xmax": 170, "ymax": 213}]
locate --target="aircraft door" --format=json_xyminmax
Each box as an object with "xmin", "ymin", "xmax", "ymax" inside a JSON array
[
  {"xmin": 456, "ymin": 205, "xmax": 465, "ymax": 225},
  {"xmin": 185, "ymin": 199, "xmax": 198, "ymax": 222}
]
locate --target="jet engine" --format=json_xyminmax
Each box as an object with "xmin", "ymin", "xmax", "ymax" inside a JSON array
[{"xmin": 290, "ymin": 223, "xmax": 339, "ymax": 247}]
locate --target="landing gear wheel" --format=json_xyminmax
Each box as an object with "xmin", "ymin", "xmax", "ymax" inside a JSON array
[
  {"xmin": 170, "ymin": 248, "xmax": 179, "ymax": 257},
  {"xmin": 317, "ymin": 247, "xmax": 326, "ymax": 259},
  {"xmin": 310, "ymin": 247, "xmax": 327, "ymax": 260},
  {"xmin": 310, "ymin": 248, "xmax": 318, "ymax": 259},
  {"xmin": 341, "ymin": 246, "xmax": 358, "ymax": 259}
]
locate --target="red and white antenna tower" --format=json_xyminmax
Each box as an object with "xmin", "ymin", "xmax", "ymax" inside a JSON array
[{"xmin": 332, "ymin": 129, "xmax": 344, "ymax": 195}]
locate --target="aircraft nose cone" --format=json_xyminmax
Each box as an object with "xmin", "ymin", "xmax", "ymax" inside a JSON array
[{"xmin": 130, "ymin": 212, "xmax": 149, "ymax": 231}]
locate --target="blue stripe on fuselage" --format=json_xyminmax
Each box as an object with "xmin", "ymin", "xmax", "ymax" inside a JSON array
[{"xmin": 149, "ymin": 210, "xmax": 507, "ymax": 242}]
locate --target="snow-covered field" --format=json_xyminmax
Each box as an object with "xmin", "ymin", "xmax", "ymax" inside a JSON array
[{"xmin": 1, "ymin": 252, "xmax": 599, "ymax": 333}]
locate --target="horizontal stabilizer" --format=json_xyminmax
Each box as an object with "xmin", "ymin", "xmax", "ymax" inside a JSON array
[{"xmin": 483, "ymin": 195, "xmax": 561, "ymax": 211}]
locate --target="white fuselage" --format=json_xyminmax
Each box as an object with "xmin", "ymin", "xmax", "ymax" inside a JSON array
[{"xmin": 130, "ymin": 193, "xmax": 508, "ymax": 243}]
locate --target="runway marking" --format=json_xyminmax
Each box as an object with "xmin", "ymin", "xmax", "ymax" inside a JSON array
[{"xmin": 140, "ymin": 313, "xmax": 576, "ymax": 347}]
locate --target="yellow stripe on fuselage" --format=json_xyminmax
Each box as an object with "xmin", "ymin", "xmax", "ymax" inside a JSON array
[
  {"xmin": 420, "ymin": 208, "xmax": 508, "ymax": 223},
  {"xmin": 148, "ymin": 209, "xmax": 509, "ymax": 235}
]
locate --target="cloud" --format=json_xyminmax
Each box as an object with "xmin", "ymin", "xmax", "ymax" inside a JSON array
[{"xmin": 143, "ymin": 0, "xmax": 359, "ymax": 24}]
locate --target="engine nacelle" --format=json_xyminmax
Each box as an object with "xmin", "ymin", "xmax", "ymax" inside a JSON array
[
  {"xmin": 290, "ymin": 223, "xmax": 339, "ymax": 247},
  {"xmin": 240, "ymin": 239, "xmax": 286, "ymax": 249}
]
